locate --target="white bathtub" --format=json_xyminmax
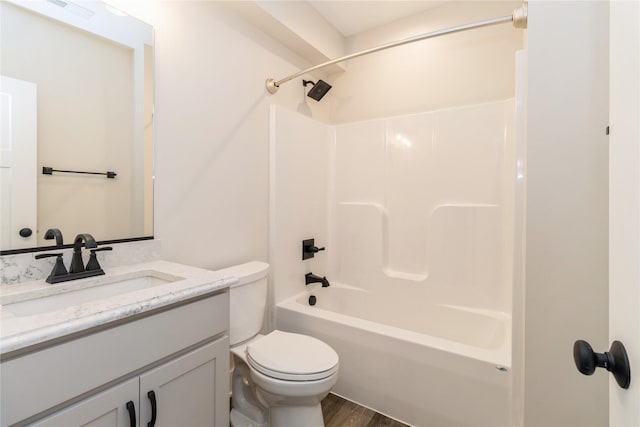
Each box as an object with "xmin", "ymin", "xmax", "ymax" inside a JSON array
[{"xmin": 276, "ymin": 284, "xmax": 512, "ymax": 427}]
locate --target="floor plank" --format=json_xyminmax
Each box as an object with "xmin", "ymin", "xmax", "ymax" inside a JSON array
[
  {"xmin": 322, "ymin": 393, "xmax": 408, "ymax": 427},
  {"xmin": 366, "ymin": 412, "xmax": 409, "ymax": 427}
]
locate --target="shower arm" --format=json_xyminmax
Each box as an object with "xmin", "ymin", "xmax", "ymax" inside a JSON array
[{"xmin": 265, "ymin": 3, "xmax": 528, "ymax": 94}]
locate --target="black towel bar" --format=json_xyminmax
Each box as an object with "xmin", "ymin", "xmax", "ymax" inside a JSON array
[{"xmin": 42, "ymin": 166, "xmax": 116, "ymax": 179}]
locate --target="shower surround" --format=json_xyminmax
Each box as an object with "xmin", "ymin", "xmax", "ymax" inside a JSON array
[{"xmin": 270, "ymin": 100, "xmax": 517, "ymax": 426}]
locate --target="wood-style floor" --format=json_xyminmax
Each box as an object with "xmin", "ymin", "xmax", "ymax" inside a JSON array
[{"xmin": 321, "ymin": 393, "xmax": 409, "ymax": 427}]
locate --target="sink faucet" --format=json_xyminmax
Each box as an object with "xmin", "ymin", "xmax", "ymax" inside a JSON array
[
  {"xmin": 35, "ymin": 233, "xmax": 110, "ymax": 284},
  {"xmin": 69, "ymin": 233, "xmax": 98, "ymax": 273},
  {"xmin": 44, "ymin": 228, "xmax": 64, "ymax": 246},
  {"xmin": 305, "ymin": 272, "xmax": 330, "ymax": 287}
]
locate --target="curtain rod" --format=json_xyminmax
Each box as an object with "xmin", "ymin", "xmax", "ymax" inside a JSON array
[{"xmin": 266, "ymin": 3, "xmax": 527, "ymax": 94}]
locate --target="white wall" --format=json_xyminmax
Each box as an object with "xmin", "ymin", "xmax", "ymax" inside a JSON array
[
  {"xmin": 269, "ymin": 106, "xmax": 331, "ymax": 306},
  {"xmin": 329, "ymin": 1, "xmax": 524, "ymax": 123},
  {"xmin": 151, "ymin": 1, "xmax": 331, "ymax": 270},
  {"xmin": 524, "ymin": 2, "xmax": 609, "ymax": 426},
  {"xmin": 254, "ymin": 0, "xmax": 346, "ymax": 64}
]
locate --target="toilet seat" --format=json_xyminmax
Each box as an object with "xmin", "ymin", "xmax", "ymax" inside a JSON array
[{"xmin": 246, "ymin": 330, "xmax": 339, "ymax": 381}]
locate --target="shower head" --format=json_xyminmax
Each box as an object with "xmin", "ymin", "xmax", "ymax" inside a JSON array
[{"xmin": 303, "ymin": 79, "xmax": 332, "ymax": 101}]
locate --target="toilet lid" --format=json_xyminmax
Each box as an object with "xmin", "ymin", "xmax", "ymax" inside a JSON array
[{"xmin": 246, "ymin": 330, "xmax": 339, "ymax": 381}]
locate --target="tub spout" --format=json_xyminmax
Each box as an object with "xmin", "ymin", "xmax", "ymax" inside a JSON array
[{"xmin": 305, "ymin": 272, "xmax": 330, "ymax": 287}]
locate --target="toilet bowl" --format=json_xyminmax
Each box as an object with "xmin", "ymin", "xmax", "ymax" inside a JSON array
[{"xmin": 215, "ymin": 261, "xmax": 339, "ymax": 427}]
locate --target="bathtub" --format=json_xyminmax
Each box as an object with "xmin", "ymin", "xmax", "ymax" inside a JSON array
[{"xmin": 276, "ymin": 284, "xmax": 512, "ymax": 427}]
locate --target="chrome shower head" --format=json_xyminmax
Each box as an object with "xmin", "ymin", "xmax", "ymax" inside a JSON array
[{"xmin": 303, "ymin": 79, "xmax": 332, "ymax": 101}]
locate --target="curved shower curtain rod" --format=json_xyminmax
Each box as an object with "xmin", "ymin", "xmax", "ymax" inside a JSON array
[{"xmin": 266, "ymin": 3, "xmax": 528, "ymax": 95}]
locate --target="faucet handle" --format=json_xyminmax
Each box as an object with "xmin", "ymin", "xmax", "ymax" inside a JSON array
[
  {"xmin": 34, "ymin": 252, "xmax": 64, "ymax": 259},
  {"xmin": 302, "ymin": 238, "xmax": 326, "ymax": 260},
  {"xmin": 35, "ymin": 252, "xmax": 68, "ymax": 282},
  {"xmin": 86, "ymin": 247, "xmax": 113, "ymax": 271}
]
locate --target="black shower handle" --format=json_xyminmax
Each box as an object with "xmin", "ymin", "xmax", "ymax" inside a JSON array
[{"xmin": 302, "ymin": 238, "xmax": 326, "ymax": 260}]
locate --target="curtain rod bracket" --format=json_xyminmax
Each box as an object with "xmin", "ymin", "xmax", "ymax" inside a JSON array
[
  {"xmin": 266, "ymin": 78, "xmax": 279, "ymax": 94},
  {"xmin": 512, "ymin": 3, "xmax": 528, "ymax": 29}
]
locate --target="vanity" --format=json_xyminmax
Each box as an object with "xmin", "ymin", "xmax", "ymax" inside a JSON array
[{"xmin": 0, "ymin": 261, "xmax": 233, "ymax": 427}]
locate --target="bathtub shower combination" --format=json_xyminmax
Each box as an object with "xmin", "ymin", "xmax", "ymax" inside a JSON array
[{"xmin": 270, "ymin": 100, "xmax": 519, "ymax": 427}]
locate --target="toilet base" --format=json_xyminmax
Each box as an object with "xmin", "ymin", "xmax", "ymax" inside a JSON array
[
  {"xmin": 269, "ymin": 404, "xmax": 325, "ymax": 427},
  {"xmin": 230, "ymin": 408, "xmax": 267, "ymax": 427}
]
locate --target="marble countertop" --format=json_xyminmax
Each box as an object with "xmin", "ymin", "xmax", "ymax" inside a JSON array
[{"xmin": 0, "ymin": 260, "xmax": 236, "ymax": 356}]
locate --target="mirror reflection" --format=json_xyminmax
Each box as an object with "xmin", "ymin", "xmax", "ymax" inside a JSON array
[{"xmin": 0, "ymin": 0, "xmax": 154, "ymax": 252}]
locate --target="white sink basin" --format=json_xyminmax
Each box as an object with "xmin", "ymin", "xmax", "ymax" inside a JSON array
[{"xmin": 1, "ymin": 270, "xmax": 184, "ymax": 317}]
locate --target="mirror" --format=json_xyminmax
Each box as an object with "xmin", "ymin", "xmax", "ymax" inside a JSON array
[{"xmin": 0, "ymin": 0, "xmax": 154, "ymax": 253}]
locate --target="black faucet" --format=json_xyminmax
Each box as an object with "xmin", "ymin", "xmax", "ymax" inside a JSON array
[
  {"xmin": 305, "ymin": 272, "xmax": 330, "ymax": 287},
  {"xmin": 35, "ymin": 237, "xmax": 111, "ymax": 284},
  {"xmin": 69, "ymin": 233, "xmax": 98, "ymax": 274},
  {"xmin": 44, "ymin": 228, "xmax": 64, "ymax": 246}
]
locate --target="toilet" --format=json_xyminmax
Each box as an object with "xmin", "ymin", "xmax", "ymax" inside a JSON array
[{"xmin": 216, "ymin": 261, "xmax": 339, "ymax": 427}]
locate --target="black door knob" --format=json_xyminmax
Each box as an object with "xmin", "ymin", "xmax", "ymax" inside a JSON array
[
  {"xmin": 19, "ymin": 228, "xmax": 32, "ymax": 238},
  {"xmin": 573, "ymin": 340, "xmax": 631, "ymax": 389}
]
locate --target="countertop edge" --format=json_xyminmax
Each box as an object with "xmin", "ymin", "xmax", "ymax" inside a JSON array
[{"xmin": 0, "ymin": 261, "xmax": 238, "ymax": 357}]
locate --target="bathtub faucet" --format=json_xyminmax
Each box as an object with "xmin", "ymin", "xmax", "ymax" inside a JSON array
[{"xmin": 305, "ymin": 272, "xmax": 330, "ymax": 287}]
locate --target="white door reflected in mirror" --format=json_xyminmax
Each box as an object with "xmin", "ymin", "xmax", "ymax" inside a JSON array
[{"xmin": 0, "ymin": 75, "xmax": 37, "ymax": 250}]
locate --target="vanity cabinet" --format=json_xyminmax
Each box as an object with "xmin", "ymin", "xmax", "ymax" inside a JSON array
[
  {"xmin": 31, "ymin": 339, "xmax": 227, "ymax": 427},
  {"xmin": 29, "ymin": 378, "xmax": 139, "ymax": 427},
  {"xmin": 0, "ymin": 291, "xmax": 230, "ymax": 427},
  {"xmin": 138, "ymin": 338, "xmax": 227, "ymax": 427}
]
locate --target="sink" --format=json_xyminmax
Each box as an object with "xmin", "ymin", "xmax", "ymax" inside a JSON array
[{"xmin": 1, "ymin": 270, "xmax": 184, "ymax": 317}]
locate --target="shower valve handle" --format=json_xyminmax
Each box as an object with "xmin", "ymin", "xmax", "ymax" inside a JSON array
[{"xmin": 302, "ymin": 238, "xmax": 325, "ymax": 260}]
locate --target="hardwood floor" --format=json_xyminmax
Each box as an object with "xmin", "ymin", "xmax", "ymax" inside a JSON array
[{"xmin": 321, "ymin": 393, "xmax": 409, "ymax": 427}]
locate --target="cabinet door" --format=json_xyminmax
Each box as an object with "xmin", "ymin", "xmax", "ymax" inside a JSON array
[
  {"xmin": 30, "ymin": 378, "xmax": 139, "ymax": 427},
  {"xmin": 139, "ymin": 337, "xmax": 229, "ymax": 427}
]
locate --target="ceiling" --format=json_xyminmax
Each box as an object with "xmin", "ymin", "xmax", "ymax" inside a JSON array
[{"xmin": 307, "ymin": 1, "xmax": 446, "ymax": 37}]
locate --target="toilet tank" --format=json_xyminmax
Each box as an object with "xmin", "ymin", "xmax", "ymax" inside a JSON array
[{"xmin": 214, "ymin": 261, "xmax": 269, "ymax": 346}]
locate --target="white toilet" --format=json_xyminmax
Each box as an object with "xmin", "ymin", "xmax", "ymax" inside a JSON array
[{"xmin": 216, "ymin": 261, "xmax": 339, "ymax": 427}]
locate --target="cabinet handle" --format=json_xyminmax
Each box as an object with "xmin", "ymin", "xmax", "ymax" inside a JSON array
[
  {"xmin": 126, "ymin": 401, "xmax": 136, "ymax": 427},
  {"xmin": 147, "ymin": 390, "xmax": 157, "ymax": 427}
]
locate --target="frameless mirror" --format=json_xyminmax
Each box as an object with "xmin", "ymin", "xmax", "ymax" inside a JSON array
[{"xmin": 0, "ymin": 0, "xmax": 154, "ymax": 253}]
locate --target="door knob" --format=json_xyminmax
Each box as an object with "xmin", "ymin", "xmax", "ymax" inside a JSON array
[
  {"xmin": 573, "ymin": 340, "xmax": 631, "ymax": 389},
  {"xmin": 19, "ymin": 228, "xmax": 32, "ymax": 238}
]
